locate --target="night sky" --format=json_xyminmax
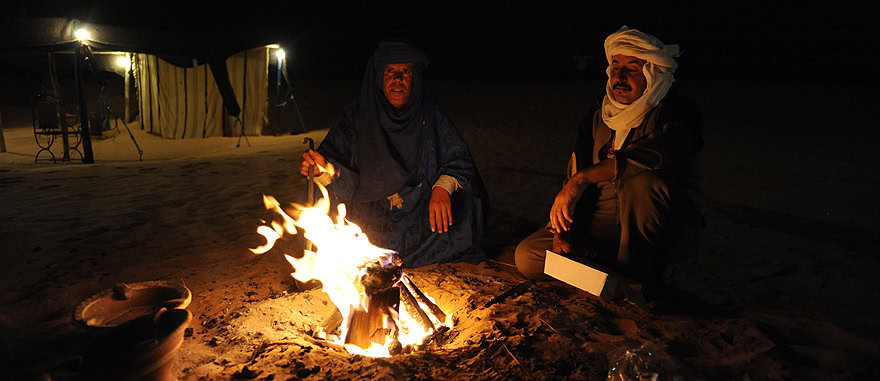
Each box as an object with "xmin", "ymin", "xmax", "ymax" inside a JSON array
[{"xmin": 2, "ymin": 1, "xmax": 877, "ymax": 80}]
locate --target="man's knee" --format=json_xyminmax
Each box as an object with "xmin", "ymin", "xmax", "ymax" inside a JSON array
[
  {"xmin": 618, "ymin": 171, "xmax": 670, "ymax": 204},
  {"xmin": 617, "ymin": 171, "xmax": 673, "ymax": 234},
  {"xmin": 515, "ymin": 234, "xmax": 551, "ymax": 280}
]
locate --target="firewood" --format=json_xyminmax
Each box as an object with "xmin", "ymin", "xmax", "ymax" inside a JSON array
[
  {"xmin": 344, "ymin": 288, "xmax": 400, "ymax": 349},
  {"xmin": 399, "ymin": 283, "xmax": 434, "ymax": 331},
  {"xmin": 344, "ymin": 308, "xmax": 371, "ymax": 349},
  {"xmin": 420, "ymin": 325, "xmax": 450, "ymax": 348},
  {"xmin": 361, "ymin": 263, "xmax": 401, "ymax": 295},
  {"xmin": 402, "ymin": 276, "xmax": 446, "ymax": 322},
  {"xmin": 367, "ymin": 289, "xmax": 399, "ymax": 345},
  {"xmin": 484, "ymin": 280, "xmax": 533, "ymax": 308},
  {"xmin": 301, "ymin": 336, "xmax": 345, "ymax": 352}
]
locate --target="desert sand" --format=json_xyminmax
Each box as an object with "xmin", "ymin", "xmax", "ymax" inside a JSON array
[{"xmin": 1, "ymin": 79, "xmax": 879, "ymax": 380}]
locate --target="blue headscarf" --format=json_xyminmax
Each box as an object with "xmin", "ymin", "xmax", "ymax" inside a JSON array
[{"xmin": 354, "ymin": 40, "xmax": 430, "ymax": 201}]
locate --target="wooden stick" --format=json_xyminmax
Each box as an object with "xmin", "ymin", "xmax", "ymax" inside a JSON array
[
  {"xmin": 485, "ymin": 258, "xmax": 519, "ymax": 269},
  {"xmin": 384, "ymin": 304, "xmax": 399, "ymax": 340},
  {"xmin": 484, "ymin": 280, "xmax": 533, "ymax": 308},
  {"xmin": 399, "ymin": 283, "xmax": 434, "ymax": 331},
  {"xmin": 402, "ymin": 276, "xmax": 446, "ymax": 322},
  {"xmin": 538, "ymin": 317, "xmax": 560, "ymax": 335},
  {"xmin": 300, "ymin": 336, "xmax": 346, "ymax": 352},
  {"xmin": 501, "ymin": 341, "xmax": 532, "ymax": 379}
]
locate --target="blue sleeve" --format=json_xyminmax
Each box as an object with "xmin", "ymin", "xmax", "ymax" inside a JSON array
[
  {"xmin": 433, "ymin": 109, "xmax": 478, "ymax": 192},
  {"xmin": 317, "ymin": 101, "xmax": 360, "ymax": 202}
]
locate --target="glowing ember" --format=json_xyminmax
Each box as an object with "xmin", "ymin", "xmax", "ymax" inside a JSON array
[{"xmin": 250, "ymin": 171, "xmax": 451, "ymax": 357}]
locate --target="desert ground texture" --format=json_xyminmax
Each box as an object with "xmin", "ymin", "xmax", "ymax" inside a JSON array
[{"xmin": 1, "ymin": 80, "xmax": 879, "ymax": 380}]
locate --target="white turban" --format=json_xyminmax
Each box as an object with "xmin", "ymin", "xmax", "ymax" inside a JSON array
[{"xmin": 601, "ymin": 26, "xmax": 680, "ymax": 149}]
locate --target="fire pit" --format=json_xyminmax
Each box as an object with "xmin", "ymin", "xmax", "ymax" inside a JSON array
[{"xmin": 251, "ymin": 184, "xmax": 451, "ymax": 357}]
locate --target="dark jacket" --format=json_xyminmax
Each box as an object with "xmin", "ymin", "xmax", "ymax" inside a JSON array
[{"xmin": 575, "ymin": 87, "xmax": 705, "ymax": 221}]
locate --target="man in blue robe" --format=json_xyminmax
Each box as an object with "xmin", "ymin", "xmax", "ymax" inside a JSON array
[{"xmin": 300, "ymin": 41, "xmax": 487, "ymax": 268}]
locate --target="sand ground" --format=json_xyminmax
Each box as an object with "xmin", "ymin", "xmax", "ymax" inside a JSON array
[{"xmin": 1, "ymin": 80, "xmax": 879, "ymax": 380}]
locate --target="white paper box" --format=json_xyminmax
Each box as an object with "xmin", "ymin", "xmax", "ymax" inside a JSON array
[{"xmin": 543, "ymin": 250, "xmax": 618, "ymax": 299}]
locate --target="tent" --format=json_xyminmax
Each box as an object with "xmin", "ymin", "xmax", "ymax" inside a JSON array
[
  {"xmin": 1, "ymin": 16, "xmax": 289, "ymax": 160},
  {"xmin": 134, "ymin": 48, "xmax": 269, "ymax": 139}
]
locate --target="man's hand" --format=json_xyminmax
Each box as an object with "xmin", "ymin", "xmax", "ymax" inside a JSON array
[
  {"xmin": 552, "ymin": 232, "xmax": 572, "ymax": 255},
  {"xmin": 550, "ymin": 174, "xmax": 588, "ymax": 233},
  {"xmin": 429, "ymin": 186, "xmax": 452, "ymax": 233},
  {"xmin": 300, "ymin": 149, "xmax": 327, "ymax": 177}
]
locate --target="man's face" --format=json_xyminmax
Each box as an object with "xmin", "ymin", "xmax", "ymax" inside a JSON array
[
  {"xmin": 609, "ymin": 54, "xmax": 647, "ymax": 104},
  {"xmin": 383, "ymin": 63, "xmax": 414, "ymax": 109}
]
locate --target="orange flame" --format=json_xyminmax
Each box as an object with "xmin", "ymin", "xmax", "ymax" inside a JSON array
[{"xmin": 251, "ymin": 175, "xmax": 451, "ymax": 357}]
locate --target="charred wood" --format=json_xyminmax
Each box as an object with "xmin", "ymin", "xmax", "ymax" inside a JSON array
[
  {"xmin": 343, "ymin": 288, "xmax": 399, "ymax": 349},
  {"xmin": 484, "ymin": 280, "xmax": 533, "ymax": 308},
  {"xmin": 402, "ymin": 276, "xmax": 446, "ymax": 322},
  {"xmin": 399, "ymin": 283, "xmax": 434, "ymax": 331},
  {"xmin": 421, "ymin": 325, "xmax": 451, "ymax": 348},
  {"xmin": 367, "ymin": 289, "xmax": 399, "ymax": 345},
  {"xmin": 361, "ymin": 263, "xmax": 401, "ymax": 295}
]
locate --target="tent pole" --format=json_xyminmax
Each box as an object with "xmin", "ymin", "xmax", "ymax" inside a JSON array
[
  {"xmin": 124, "ymin": 53, "xmax": 131, "ymax": 123},
  {"xmin": 49, "ymin": 52, "xmax": 71, "ymax": 161},
  {"xmin": 273, "ymin": 48, "xmax": 282, "ymax": 135},
  {"xmin": 74, "ymin": 43, "xmax": 95, "ymax": 164}
]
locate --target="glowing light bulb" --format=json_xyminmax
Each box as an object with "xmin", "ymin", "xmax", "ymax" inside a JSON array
[
  {"xmin": 115, "ymin": 55, "xmax": 130, "ymax": 71},
  {"xmin": 275, "ymin": 49, "xmax": 285, "ymax": 61},
  {"xmin": 74, "ymin": 28, "xmax": 92, "ymax": 41}
]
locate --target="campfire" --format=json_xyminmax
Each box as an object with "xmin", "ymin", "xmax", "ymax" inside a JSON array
[{"xmin": 250, "ymin": 182, "xmax": 450, "ymax": 357}]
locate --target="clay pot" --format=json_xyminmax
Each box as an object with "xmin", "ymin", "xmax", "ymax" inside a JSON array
[{"xmin": 78, "ymin": 307, "xmax": 192, "ymax": 381}]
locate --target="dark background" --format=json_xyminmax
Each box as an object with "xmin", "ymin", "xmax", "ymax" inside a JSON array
[{"xmin": 2, "ymin": 0, "xmax": 877, "ymax": 81}]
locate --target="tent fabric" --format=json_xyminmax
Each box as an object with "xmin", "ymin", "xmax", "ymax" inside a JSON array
[
  {"xmin": 134, "ymin": 47, "xmax": 268, "ymax": 138},
  {"xmin": 226, "ymin": 49, "xmax": 270, "ymax": 137}
]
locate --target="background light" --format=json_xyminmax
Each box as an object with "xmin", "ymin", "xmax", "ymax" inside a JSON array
[
  {"xmin": 275, "ymin": 49, "xmax": 285, "ymax": 61},
  {"xmin": 74, "ymin": 28, "xmax": 92, "ymax": 41},
  {"xmin": 115, "ymin": 55, "xmax": 130, "ymax": 71}
]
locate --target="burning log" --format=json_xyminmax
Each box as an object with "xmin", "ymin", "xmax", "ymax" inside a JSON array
[
  {"xmin": 367, "ymin": 290, "xmax": 399, "ymax": 343},
  {"xmin": 342, "ymin": 272, "xmax": 450, "ymax": 352},
  {"xmin": 399, "ymin": 280, "xmax": 435, "ymax": 331},
  {"xmin": 344, "ymin": 268, "xmax": 401, "ymax": 350},
  {"xmin": 361, "ymin": 262, "xmax": 402, "ymax": 295},
  {"xmin": 402, "ymin": 276, "xmax": 446, "ymax": 322},
  {"xmin": 344, "ymin": 309, "xmax": 371, "ymax": 349},
  {"xmin": 419, "ymin": 325, "xmax": 451, "ymax": 349}
]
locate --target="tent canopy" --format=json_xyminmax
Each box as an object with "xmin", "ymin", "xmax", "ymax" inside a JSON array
[{"xmin": 1, "ymin": 15, "xmax": 285, "ymax": 135}]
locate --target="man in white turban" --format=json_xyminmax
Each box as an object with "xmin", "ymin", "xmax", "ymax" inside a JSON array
[{"xmin": 515, "ymin": 26, "xmax": 704, "ymax": 290}]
